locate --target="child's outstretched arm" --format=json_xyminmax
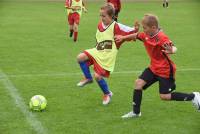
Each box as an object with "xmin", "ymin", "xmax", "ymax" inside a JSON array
[
  {"xmin": 82, "ymin": 1, "xmax": 87, "ymax": 13},
  {"xmin": 114, "ymin": 21, "xmax": 140, "ymax": 43},
  {"xmin": 114, "ymin": 33, "xmax": 138, "ymax": 43}
]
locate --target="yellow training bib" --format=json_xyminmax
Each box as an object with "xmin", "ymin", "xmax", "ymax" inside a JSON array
[
  {"xmin": 68, "ymin": 0, "xmax": 83, "ymax": 16},
  {"xmin": 85, "ymin": 21, "xmax": 118, "ymax": 72}
]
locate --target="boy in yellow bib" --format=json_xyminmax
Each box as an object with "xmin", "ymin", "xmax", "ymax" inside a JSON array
[
  {"xmin": 65, "ymin": 0, "xmax": 87, "ymax": 42},
  {"xmin": 77, "ymin": 4, "xmax": 139, "ymax": 105}
]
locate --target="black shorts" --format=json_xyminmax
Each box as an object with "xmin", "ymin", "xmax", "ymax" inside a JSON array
[{"xmin": 139, "ymin": 68, "xmax": 176, "ymax": 94}]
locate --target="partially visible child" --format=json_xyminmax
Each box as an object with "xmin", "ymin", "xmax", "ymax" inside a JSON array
[
  {"xmin": 76, "ymin": 4, "xmax": 139, "ymax": 105},
  {"xmin": 65, "ymin": 0, "xmax": 87, "ymax": 42},
  {"xmin": 163, "ymin": 0, "xmax": 169, "ymax": 8},
  {"xmin": 114, "ymin": 14, "xmax": 200, "ymax": 118},
  {"xmin": 107, "ymin": 0, "xmax": 121, "ymax": 21}
]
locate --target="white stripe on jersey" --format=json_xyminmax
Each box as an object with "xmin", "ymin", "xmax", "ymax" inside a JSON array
[{"xmin": 117, "ymin": 23, "xmax": 135, "ymax": 32}]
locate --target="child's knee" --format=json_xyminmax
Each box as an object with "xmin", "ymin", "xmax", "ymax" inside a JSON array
[
  {"xmin": 74, "ymin": 24, "xmax": 79, "ymax": 31},
  {"xmin": 134, "ymin": 79, "xmax": 145, "ymax": 89},
  {"xmin": 160, "ymin": 94, "xmax": 171, "ymax": 100},
  {"xmin": 94, "ymin": 73, "xmax": 103, "ymax": 81},
  {"xmin": 77, "ymin": 53, "xmax": 86, "ymax": 62},
  {"xmin": 77, "ymin": 54, "xmax": 82, "ymax": 62}
]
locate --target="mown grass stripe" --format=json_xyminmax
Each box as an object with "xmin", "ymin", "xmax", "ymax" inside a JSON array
[{"xmin": 0, "ymin": 69, "xmax": 48, "ymax": 134}]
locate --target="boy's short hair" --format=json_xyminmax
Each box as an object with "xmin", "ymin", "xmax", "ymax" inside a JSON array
[
  {"xmin": 100, "ymin": 4, "xmax": 115, "ymax": 18},
  {"xmin": 142, "ymin": 14, "xmax": 159, "ymax": 28}
]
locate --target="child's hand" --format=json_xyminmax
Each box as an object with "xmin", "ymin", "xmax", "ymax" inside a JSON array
[
  {"xmin": 134, "ymin": 21, "xmax": 140, "ymax": 32},
  {"xmin": 114, "ymin": 35, "xmax": 124, "ymax": 43},
  {"xmin": 162, "ymin": 43, "xmax": 177, "ymax": 54},
  {"xmin": 83, "ymin": 7, "xmax": 87, "ymax": 13}
]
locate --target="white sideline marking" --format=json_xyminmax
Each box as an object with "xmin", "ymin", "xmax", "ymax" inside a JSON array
[
  {"xmin": 0, "ymin": 69, "xmax": 48, "ymax": 134},
  {"xmin": 6, "ymin": 68, "xmax": 200, "ymax": 78}
]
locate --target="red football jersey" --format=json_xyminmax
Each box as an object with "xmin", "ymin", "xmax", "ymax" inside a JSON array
[
  {"xmin": 107, "ymin": 0, "xmax": 121, "ymax": 11},
  {"xmin": 137, "ymin": 30, "xmax": 176, "ymax": 78}
]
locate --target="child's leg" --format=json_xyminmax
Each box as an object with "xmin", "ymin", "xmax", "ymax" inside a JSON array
[
  {"xmin": 94, "ymin": 72, "xmax": 112, "ymax": 105},
  {"xmin": 163, "ymin": 0, "xmax": 168, "ymax": 7},
  {"xmin": 73, "ymin": 13, "xmax": 80, "ymax": 42},
  {"xmin": 158, "ymin": 77, "xmax": 195, "ymax": 101},
  {"xmin": 165, "ymin": 0, "xmax": 169, "ymax": 7},
  {"xmin": 94, "ymin": 72, "xmax": 111, "ymax": 95},
  {"xmin": 132, "ymin": 68, "xmax": 157, "ymax": 114},
  {"xmin": 77, "ymin": 53, "xmax": 92, "ymax": 80},
  {"xmin": 158, "ymin": 77, "xmax": 200, "ymax": 111},
  {"xmin": 160, "ymin": 89, "xmax": 195, "ymax": 101},
  {"xmin": 122, "ymin": 68, "xmax": 157, "ymax": 118},
  {"xmin": 68, "ymin": 14, "xmax": 74, "ymax": 37},
  {"xmin": 133, "ymin": 79, "xmax": 145, "ymax": 114},
  {"xmin": 69, "ymin": 25, "xmax": 74, "ymax": 37},
  {"xmin": 171, "ymin": 92, "xmax": 194, "ymax": 100},
  {"xmin": 73, "ymin": 23, "xmax": 78, "ymax": 42},
  {"xmin": 160, "ymin": 92, "xmax": 194, "ymax": 101},
  {"xmin": 121, "ymin": 78, "xmax": 146, "ymax": 118},
  {"xmin": 160, "ymin": 92, "xmax": 200, "ymax": 111}
]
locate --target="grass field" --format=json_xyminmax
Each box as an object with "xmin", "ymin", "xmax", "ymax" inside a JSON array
[{"xmin": 0, "ymin": 0, "xmax": 200, "ymax": 134}]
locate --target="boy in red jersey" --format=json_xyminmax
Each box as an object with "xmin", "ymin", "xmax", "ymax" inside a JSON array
[
  {"xmin": 107, "ymin": 0, "xmax": 121, "ymax": 21},
  {"xmin": 115, "ymin": 14, "xmax": 200, "ymax": 118},
  {"xmin": 76, "ymin": 4, "xmax": 139, "ymax": 105},
  {"xmin": 65, "ymin": 0, "xmax": 87, "ymax": 42}
]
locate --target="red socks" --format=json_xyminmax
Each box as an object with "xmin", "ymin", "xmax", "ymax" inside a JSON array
[
  {"xmin": 74, "ymin": 32, "xmax": 78, "ymax": 42},
  {"xmin": 68, "ymin": 29, "xmax": 78, "ymax": 42}
]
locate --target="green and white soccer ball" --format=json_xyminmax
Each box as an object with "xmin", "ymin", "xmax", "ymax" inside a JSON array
[{"xmin": 29, "ymin": 95, "xmax": 47, "ymax": 111}]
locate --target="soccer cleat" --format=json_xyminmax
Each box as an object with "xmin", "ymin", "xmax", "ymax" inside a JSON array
[
  {"xmin": 192, "ymin": 92, "xmax": 200, "ymax": 111},
  {"xmin": 77, "ymin": 78, "xmax": 93, "ymax": 87},
  {"xmin": 121, "ymin": 111, "xmax": 141, "ymax": 119},
  {"xmin": 102, "ymin": 91, "xmax": 113, "ymax": 105}
]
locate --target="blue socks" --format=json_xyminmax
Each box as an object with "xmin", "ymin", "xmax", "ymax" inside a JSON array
[
  {"xmin": 79, "ymin": 61, "xmax": 110, "ymax": 95},
  {"xmin": 97, "ymin": 79, "xmax": 110, "ymax": 95},
  {"xmin": 79, "ymin": 61, "xmax": 92, "ymax": 80}
]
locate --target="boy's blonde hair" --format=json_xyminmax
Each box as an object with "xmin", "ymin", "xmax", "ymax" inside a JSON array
[
  {"xmin": 142, "ymin": 14, "xmax": 159, "ymax": 28},
  {"xmin": 100, "ymin": 4, "xmax": 115, "ymax": 18}
]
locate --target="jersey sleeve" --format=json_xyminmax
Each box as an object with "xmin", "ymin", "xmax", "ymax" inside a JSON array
[
  {"xmin": 137, "ymin": 32, "xmax": 146, "ymax": 42},
  {"xmin": 114, "ymin": 22, "xmax": 137, "ymax": 49}
]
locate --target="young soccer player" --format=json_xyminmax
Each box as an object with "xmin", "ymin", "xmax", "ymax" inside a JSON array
[
  {"xmin": 107, "ymin": 0, "xmax": 121, "ymax": 21},
  {"xmin": 77, "ymin": 4, "xmax": 139, "ymax": 105},
  {"xmin": 65, "ymin": 0, "xmax": 87, "ymax": 42},
  {"xmin": 114, "ymin": 14, "xmax": 200, "ymax": 118},
  {"xmin": 163, "ymin": 0, "xmax": 169, "ymax": 8}
]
